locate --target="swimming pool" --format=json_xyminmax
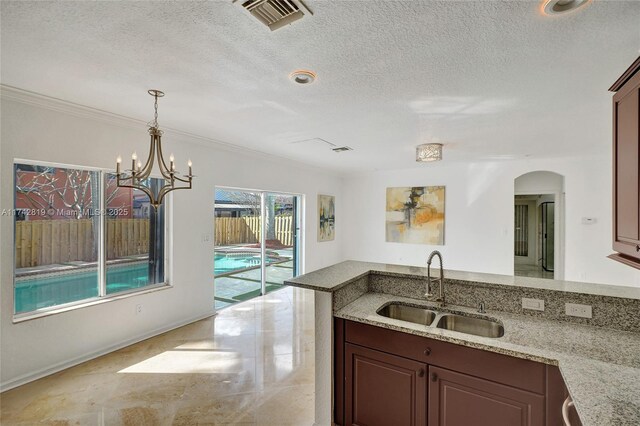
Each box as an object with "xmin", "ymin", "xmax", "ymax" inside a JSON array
[
  {"xmin": 15, "ymin": 263, "xmax": 151, "ymax": 314},
  {"xmin": 213, "ymin": 253, "xmax": 282, "ymax": 276},
  {"xmin": 14, "ymin": 253, "xmax": 290, "ymax": 314}
]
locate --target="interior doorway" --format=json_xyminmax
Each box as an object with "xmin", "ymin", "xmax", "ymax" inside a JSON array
[
  {"xmin": 213, "ymin": 187, "xmax": 302, "ymax": 310},
  {"xmin": 514, "ymin": 171, "xmax": 564, "ymax": 280},
  {"xmin": 514, "ymin": 194, "xmax": 555, "ymax": 279}
]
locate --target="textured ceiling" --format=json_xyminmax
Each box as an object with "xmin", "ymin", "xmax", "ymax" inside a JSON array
[{"xmin": 1, "ymin": 1, "xmax": 639, "ymax": 173}]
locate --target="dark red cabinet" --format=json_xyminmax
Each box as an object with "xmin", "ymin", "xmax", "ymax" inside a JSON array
[
  {"xmin": 335, "ymin": 318, "xmax": 579, "ymax": 426},
  {"xmin": 428, "ymin": 366, "xmax": 544, "ymax": 426},
  {"xmin": 610, "ymin": 56, "xmax": 640, "ymax": 268},
  {"xmin": 345, "ymin": 343, "xmax": 427, "ymax": 426}
]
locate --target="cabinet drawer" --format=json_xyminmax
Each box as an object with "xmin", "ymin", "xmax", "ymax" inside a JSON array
[{"xmin": 345, "ymin": 319, "xmax": 544, "ymax": 394}]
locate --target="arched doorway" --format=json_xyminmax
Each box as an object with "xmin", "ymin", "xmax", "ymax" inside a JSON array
[{"xmin": 514, "ymin": 171, "xmax": 564, "ymax": 280}]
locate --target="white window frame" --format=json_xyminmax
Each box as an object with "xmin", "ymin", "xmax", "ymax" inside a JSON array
[{"xmin": 12, "ymin": 159, "xmax": 171, "ymax": 322}]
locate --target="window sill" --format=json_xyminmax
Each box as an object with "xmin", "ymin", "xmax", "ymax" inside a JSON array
[{"xmin": 12, "ymin": 283, "xmax": 173, "ymax": 324}]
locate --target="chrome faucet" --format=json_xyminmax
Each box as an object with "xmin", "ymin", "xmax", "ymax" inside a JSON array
[{"xmin": 425, "ymin": 250, "xmax": 445, "ymax": 306}]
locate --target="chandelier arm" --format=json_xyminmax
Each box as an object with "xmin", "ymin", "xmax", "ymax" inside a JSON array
[
  {"xmin": 137, "ymin": 133, "xmax": 157, "ymax": 179},
  {"xmin": 115, "ymin": 182, "xmax": 158, "ymax": 206},
  {"xmin": 172, "ymin": 175, "xmax": 192, "ymax": 184},
  {"xmin": 155, "ymin": 135, "xmax": 174, "ymax": 180},
  {"xmin": 156, "ymin": 183, "xmax": 192, "ymax": 206}
]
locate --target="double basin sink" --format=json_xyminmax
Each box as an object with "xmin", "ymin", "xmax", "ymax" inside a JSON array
[{"xmin": 377, "ymin": 302, "xmax": 505, "ymax": 338}]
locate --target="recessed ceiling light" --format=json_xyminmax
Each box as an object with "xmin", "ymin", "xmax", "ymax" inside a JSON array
[
  {"xmin": 289, "ymin": 70, "xmax": 316, "ymax": 85},
  {"xmin": 541, "ymin": 0, "xmax": 591, "ymax": 15}
]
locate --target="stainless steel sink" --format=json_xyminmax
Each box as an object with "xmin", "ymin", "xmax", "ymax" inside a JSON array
[
  {"xmin": 377, "ymin": 303, "xmax": 437, "ymax": 326},
  {"xmin": 435, "ymin": 313, "xmax": 505, "ymax": 338}
]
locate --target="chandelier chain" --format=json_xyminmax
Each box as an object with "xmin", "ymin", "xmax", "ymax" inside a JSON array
[{"xmin": 153, "ymin": 93, "xmax": 159, "ymax": 128}]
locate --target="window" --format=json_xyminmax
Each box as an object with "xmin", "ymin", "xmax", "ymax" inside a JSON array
[
  {"xmin": 105, "ymin": 174, "xmax": 165, "ymax": 295},
  {"xmin": 13, "ymin": 162, "xmax": 167, "ymax": 316}
]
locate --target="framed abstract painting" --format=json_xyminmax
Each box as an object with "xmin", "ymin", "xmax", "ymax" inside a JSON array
[
  {"xmin": 318, "ymin": 194, "xmax": 335, "ymax": 242},
  {"xmin": 385, "ymin": 186, "xmax": 445, "ymax": 245}
]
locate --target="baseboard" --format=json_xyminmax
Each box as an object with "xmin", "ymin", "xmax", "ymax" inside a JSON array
[{"xmin": 0, "ymin": 310, "xmax": 216, "ymax": 392}]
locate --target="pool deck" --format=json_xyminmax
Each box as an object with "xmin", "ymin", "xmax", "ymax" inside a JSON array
[{"xmin": 214, "ymin": 245, "xmax": 295, "ymax": 310}]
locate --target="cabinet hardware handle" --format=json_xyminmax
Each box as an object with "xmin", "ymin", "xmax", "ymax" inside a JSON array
[
  {"xmin": 424, "ymin": 348, "xmax": 431, "ymax": 356},
  {"xmin": 418, "ymin": 369, "xmax": 425, "ymax": 377},
  {"xmin": 562, "ymin": 395, "xmax": 574, "ymax": 426},
  {"xmin": 636, "ymin": 244, "xmax": 640, "ymax": 252},
  {"xmin": 431, "ymin": 373, "xmax": 438, "ymax": 382}
]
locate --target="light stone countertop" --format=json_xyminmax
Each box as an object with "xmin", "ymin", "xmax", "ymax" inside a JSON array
[
  {"xmin": 285, "ymin": 260, "xmax": 640, "ymax": 299},
  {"xmin": 285, "ymin": 261, "xmax": 640, "ymax": 426},
  {"xmin": 335, "ymin": 292, "xmax": 640, "ymax": 426}
]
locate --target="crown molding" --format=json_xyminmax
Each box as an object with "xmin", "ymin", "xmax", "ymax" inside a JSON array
[
  {"xmin": 1, "ymin": 84, "xmax": 145, "ymax": 130},
  {"xmin": 0, "ymin": 84, "xmax": 342, "ymax": 175}
]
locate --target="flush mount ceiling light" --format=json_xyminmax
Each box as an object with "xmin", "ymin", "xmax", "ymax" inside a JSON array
[
  {"xmin": 289, "ymin": 70, "xmax": 316, "ymax": 85},
  {"xmin": 416, "ymin": 143, "xmax": 443, "ymax": 162},
  {"xmin": 541, "ymin": 0, "xmax": 591, "ymax": 15}
]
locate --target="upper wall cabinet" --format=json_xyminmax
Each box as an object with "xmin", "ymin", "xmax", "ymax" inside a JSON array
[{"xmin": 610, "ymin": 57, "xmax": 640, "ymax": 269}]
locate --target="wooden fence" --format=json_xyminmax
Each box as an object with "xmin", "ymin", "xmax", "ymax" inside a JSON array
[
  {"xmin": 106, "ymin": 219, "xmax": 150, "ymax": 259},
  {"xmin": 214, "ymin": 216, "xmax": 293, "ymax": 246},
  {"xmin": 15, "ymin": 219, "xmax": 150, "ymax": 269},
  {"xmin": 15, "ymin": 215, "xmax": 294, "ymax": 269}
]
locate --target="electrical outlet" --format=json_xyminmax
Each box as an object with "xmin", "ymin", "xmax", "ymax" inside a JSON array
[
  {"xmin": 565, "ymin": 303, "xmax": 592, "ymax": 318},
  {"xmin": 522, "ymin": 298, "xmax": 545, "ymax": 311},
  {"xmin": 135, "ymin": 304, "xmax": 143, "ymax": 315}
]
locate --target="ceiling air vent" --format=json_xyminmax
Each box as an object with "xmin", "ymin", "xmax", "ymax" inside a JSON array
[
  {"xmin": 238, "ymin": 0, "xmax": 312, "ymax": 31},
  {"xmin": 332, "ymin": 146, "xmax": 353, "ymax": 153}
]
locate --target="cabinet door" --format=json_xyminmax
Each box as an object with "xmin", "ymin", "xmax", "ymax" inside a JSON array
[
  {"xmin": 345, "ymin": 343, "xmax": 427, "ymax": 426},
  {"xmin": 612, "ymin": 69, "xmax": 640, "ymax": 260},
  {"xmin": 428, "ymin": 366, "xmax": 544, "ymax": 426}
]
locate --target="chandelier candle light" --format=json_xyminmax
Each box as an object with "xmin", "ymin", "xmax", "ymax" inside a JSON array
[{"xmin": 115, "ymin": 90, "xmax": 193, "ymax": 207}]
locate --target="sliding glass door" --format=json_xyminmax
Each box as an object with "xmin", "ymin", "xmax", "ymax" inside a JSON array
[
  {"xmin": 214, "ymin": 188, "xmax": 300, "ymax": 310},
  {"xmin": 263, "ymin": 193, "xmax": 298, "ymax": 295}
]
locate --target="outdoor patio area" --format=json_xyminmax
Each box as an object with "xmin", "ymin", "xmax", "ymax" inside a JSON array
[{"xmin": 214, "ymin": 245, "xmax": 294, "ymax": 310}]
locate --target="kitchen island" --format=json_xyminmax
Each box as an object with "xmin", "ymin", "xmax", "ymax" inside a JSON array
[{"xmin": 285, "ymin": 260, "xmax": 640, "ymax": 426}]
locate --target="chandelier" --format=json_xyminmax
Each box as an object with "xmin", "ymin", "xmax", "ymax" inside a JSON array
[{"xmin": 115, "ymin": 90, "xmax": 193, "ymax": 207}]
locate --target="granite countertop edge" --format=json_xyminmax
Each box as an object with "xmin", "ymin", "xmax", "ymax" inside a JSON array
[{"xmin": 284, "ymin": 260, "xmax": 640, "ymax": 300}]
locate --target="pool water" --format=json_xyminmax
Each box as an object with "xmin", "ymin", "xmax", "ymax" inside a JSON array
[
  {"xmin": 214, "ymin": 253, "xmax": 280, "ymax": 275},
  {"xmin": 15, "ymin": 263, "xmax": 151, "ymax": 314},
  {"xmin": 15, "ymin": 254, "xmax": 290, "ymax": 314}
]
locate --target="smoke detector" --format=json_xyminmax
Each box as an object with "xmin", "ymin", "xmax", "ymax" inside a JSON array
[{"xmin": 237, "ymin": 0, "xmax": 313, "ymax": 31}]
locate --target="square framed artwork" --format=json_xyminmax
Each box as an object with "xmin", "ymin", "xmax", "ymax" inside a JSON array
[{"xmin": 385, "ymin": 186, "xmax": 445, "ymax": 245}]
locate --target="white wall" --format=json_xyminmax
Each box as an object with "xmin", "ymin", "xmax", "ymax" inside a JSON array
[
  {"xmin": 0, "ymin": 89, "xmax": 344, "ymax": 389},
  {"xmin": 342, "ymin": 157, "xmax": 640, "ymax": 288}
]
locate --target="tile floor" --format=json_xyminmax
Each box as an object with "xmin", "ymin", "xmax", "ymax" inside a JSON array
[
  {"xmin": 514, "ymin": 263, "xmax": 554, "ymax": 279},
  {"xmin": 0, "ymin": 286, "xmax": 316, "ymax": 425}
]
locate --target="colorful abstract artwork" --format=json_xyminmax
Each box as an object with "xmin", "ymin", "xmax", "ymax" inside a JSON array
[
  {"xmin": 385, "ymin": 186, "xmax": 445, "ymax": 245},
  {"xmin": 318, "ymin": 194, "xmax": 335, "ymax": 242}
]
